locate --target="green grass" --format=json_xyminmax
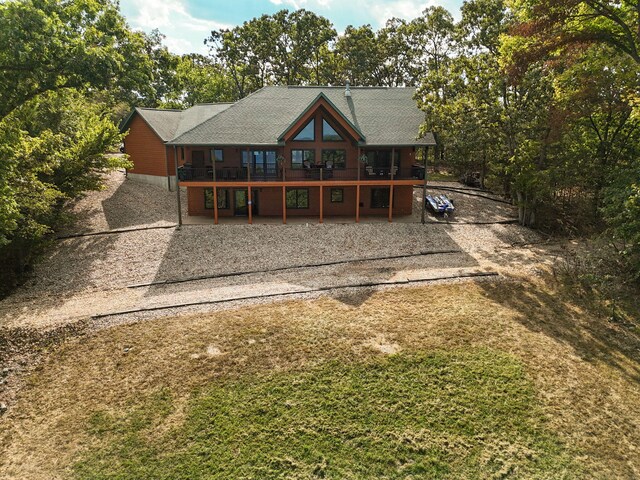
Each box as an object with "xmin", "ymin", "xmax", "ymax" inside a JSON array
[{"xmin": 74, "ymin": 349, "xmax": 575, "ymax": 479}]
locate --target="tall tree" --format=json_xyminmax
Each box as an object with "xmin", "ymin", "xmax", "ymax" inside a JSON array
[{"xmin": 0, "ymin": 0, "xmax": 153, "ymax": 121}]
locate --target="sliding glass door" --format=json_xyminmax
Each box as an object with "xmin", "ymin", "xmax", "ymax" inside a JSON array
[{"xmin": 242, "ymin": 150, "xmax": 278, "ymax": 178}]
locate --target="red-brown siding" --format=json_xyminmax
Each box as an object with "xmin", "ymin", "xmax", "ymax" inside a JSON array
[
  {"xmin": 123, "ymin": 114, "xmax": 170, "ymax": 177},
  {"xmin": 186, "ymin": 185, "xmax": 413, "ymax": 218}
]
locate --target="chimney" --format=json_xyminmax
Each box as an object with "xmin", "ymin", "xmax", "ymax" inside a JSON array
[{"xmin": 345, "ymin": 81, "xmax": 351, "ymax": 97}]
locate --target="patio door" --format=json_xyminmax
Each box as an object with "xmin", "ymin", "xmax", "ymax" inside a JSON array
[
  {"xmin": 234, "ymin": 189, "xmax": 247, "ymax": 216},
  {"xmin": 233, "ymin": 189, "xmax": 258, "ymax": 216},
  {"xmin": 245, "ymin": 150, "xmax": 278, "ymax": 178}
]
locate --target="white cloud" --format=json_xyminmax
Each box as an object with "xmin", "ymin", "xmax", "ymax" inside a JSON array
[
  {"xmin": 368, "ymin": 0, "xmax": 435, "ymax": 26},
  {"xmin": 269, "ymin": 0, "xmax": 333, "ymax": 9},
  {"xmin": 125, "ymin": 0, "xmax": 231, "ymax": 54}
]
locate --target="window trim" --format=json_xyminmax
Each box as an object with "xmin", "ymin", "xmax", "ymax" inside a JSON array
[
  {"xmin": 330, "ymin": 188, "xmax": 344, "ymax": 203},
  {"xmin": 321, "ymin": 149, "xmax": 347, "ymax": 169},
  {"xmin": 291, "ymin": 149, "xmax": 315, "ymax": 169},
  {"xmin": 286, "ymin": 188, "xmax": 310, "ymax": 209}
]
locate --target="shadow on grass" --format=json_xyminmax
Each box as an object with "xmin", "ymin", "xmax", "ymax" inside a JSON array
[{"xmin": 476, "ymin": 277, "xmax": 640, "ymax": 383}]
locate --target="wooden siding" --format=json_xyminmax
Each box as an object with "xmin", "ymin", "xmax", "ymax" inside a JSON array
[
  {"xmin": 123, "ymin": 114, "xmax": 169, "ymax": 177},
  {"xmin": 186, "ymin": 185, "xmax": 413, "ymax": 218}
]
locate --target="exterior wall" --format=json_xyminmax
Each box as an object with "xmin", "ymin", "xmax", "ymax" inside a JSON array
[
  {"xmin": 127, "ymin": 172, "xmax": 176, "ymax": 190},
  {"xmin": 186, "ymin": 185, "xmax": 413, "ymax": 218},
  {"xmin": 123, "ymin": 114, "xmax": 169, "ymax": 177}
]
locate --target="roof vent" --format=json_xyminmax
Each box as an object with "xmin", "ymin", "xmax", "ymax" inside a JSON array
[{"xmin": 345, "ymin": 81, "xmax": 351, "ymax": 97}]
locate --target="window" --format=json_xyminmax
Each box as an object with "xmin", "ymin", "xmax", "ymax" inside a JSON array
[
  {"xmin": 293, "ymin": 119, "xmax": 315, "ymax": 141},
  {"xmin": 330, "ymin": 188, "xmax": 344, "ymax": 203},
  {"xmin": 211, "ymin": 148, "xmax": 224, "ymax": 162},
  {"xmin": 204, "ymin": 188, "xmax": 230, "ymax": 209},
  {"xmin": 365, "ymin": 150, "xmax": 400, "ymax": 168},
  {"xmin": 322, "ymin": 149, "xmax": 346, "ymax": 169},
  {"xmin": 371, "ymin": 188, "xmax": 392, "ymax": 208},
  {"xmin": 322, "ymin": 119, "xmax": 343, "ymax": 141},
  {"xmin": 204, "ymin": 188, "xmax": 214, "ymax": 209},
  {"xmin": 242, "ymin": 150, "xmax": 277, "ymax": 176},
  {"xmin": 286, "ymin": 188, "xmax": 309, "ymax": 209},
  {"xmin": 291, "ymin": 149, "xmax": 315, "ymax": 169}
]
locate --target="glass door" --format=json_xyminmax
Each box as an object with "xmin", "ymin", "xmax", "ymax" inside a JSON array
[{"xmin": 234, "ymin": 189, "xmax": 248, "ymax": 216}]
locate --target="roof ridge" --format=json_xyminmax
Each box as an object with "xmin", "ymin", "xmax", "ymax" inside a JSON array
[
  {"xmin": 170, "ymin": 87, "xmax": 267, "ymax": 143},
  {"xmin": 136, "ymin": 106, "xmax": 183, "ymax": 112}
]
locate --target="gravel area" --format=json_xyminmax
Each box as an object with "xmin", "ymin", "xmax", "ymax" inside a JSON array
[
  {"xmin": 59, "ymin": 169, "xmax": 186, "ymax": 235},
  {"xmin": 0, "ymin": 176, "xmax": 552, "ymax": 332}
]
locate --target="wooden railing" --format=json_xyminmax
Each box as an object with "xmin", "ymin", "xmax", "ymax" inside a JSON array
[{"xmin": 177, "ymin": 165, "xmax": 425, "ymax": 182}]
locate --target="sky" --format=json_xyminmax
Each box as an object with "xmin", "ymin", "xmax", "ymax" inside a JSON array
[{"xmin": 119, "ymin": 0, "xmax": 464, "ymax": 55}]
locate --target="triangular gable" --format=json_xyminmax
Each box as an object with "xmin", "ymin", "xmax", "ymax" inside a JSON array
[{"xmin": 278, "ymin": 92, "xmax": 365, "ymax": 143}]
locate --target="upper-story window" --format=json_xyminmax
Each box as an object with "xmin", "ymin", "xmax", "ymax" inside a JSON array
[
  {"xmin": 322, "ymin": 119, "xmax": 343, "ymax": 141},
  {"xmin": 211, "ymin": 148, "xmax": 224, "ymax": 162},
  {"xmin": 322, "ymin": 149, "xmax": 346, "ymax": 169},
  {"xmin": 293, "ymin": 119, "xmax": 315, "ymax": 141},
  {"xmin": 292, "ymin": 149, "xmax": 315, "ymax": 169}
]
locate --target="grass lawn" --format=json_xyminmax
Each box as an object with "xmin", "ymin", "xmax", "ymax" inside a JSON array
[{"xmin": 1, "ymin": 278, "xmax": 639, "ymax": 479}]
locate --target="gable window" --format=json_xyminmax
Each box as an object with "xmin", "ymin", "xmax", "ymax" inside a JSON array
[
  {"xmin": 286, "ymin": 188, "xmax": 309, "ymax": 209},
  {"xmin": 371, "ymin": 188, "xmax": 392, "ymax": 209},
  {"xmin": 204, "ymin": 188, "xmax": 229, "ymax": 209},
  {"xmin": 211, "ymin": 148, "xmax": 224, "ymax": 162},
  {"xmin": 330, "ymin": 188, "xmax": 344, "ymax": 203},
  {"xmin": 291, "ymin": 149, "xmax": 315, "ymax": 169},
  {"xmin": 293, "ymin": 119, "xmax": 315, "ymax": 141},
  {"xmin": 322, "ymin": 119, "xmax": 343, "ymax": 141},
  {"xmin": 322, "ymin": 149, "xmax": 346, "ymax": 169}
]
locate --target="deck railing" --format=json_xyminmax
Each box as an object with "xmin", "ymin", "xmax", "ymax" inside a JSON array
[{"xmin": 177, "ymin": 164, "xmax": 425, "ymax": 182}]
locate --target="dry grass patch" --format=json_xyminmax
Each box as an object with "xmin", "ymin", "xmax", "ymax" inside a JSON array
[{"xmin": 1, "ymin": 278, "xmax": 639, "ymax": 479}]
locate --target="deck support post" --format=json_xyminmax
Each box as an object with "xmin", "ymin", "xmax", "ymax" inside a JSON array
[
  {"xmin": 282, "ymin": 186, "xmax": 287, "ymax": 224},
  {"xmin": 356, "ymin": 184, "xmax": 360, "ymax": 223},
  {"xmin": 173, "ymin": 145, "xmax": 182, "ymax": 227},
  {"xmin": 213, "ymin": 186, "xmax": 218, "ymax": 225},
  {"xmin": 245, "ymin": 147, "xmax": 252, "ymax": 225},
  {"xmin": 248, "ymin": 185, "xmax": 253, "ymax": 225},
  {"xmin": 421, "ymin": 146, "xmax": 428, "ymax": 225},
  {"xmin": 388, "ymin": 147, "xmax": 395, "ymax": 223},
  {"xmin": 319, "ymin": 185, "xmax": 323, "ymax": 224}
]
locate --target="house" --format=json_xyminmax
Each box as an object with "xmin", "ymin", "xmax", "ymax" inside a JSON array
[{"xmin": 121, "ymin": 85, "xmax": 436, "ymax": 224}]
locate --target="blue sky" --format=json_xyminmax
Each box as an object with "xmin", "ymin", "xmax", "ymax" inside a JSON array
[{"xmin": 119, "ymin": 0, "xmax": 464, "ymax": 55}]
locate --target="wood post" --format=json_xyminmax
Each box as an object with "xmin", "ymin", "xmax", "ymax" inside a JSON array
[
  {"xmin": 245, "ymin": 147, "xmax": 252, "ymax": 225},
  {"xmin": 248, "ymin": 186, "xmax": 253, "ymax": 225},
  {"xmin": 213, "ymin": 186, "xmax": 218, "ymax": 225},
  {"xmin": 389, "ymin": 147, "xmax": 395, "ymax": 223},
  {"xmin": 357, "ymin": 146, "xmax": 361, "ymax": 181},
  {"xmin": 421, "ymin": 146, "xmax": 428, "ymax": 225},
  {"xmin": 173, "ymin": 145, "xmax": 182, "ymax": 227},
  {"xmin": 319, "ymin": 186, "xmax": 323, "ymax": 224},
  {"xmin": 282, "ymin": 185, "xmax": 287, "ymax": 224},
  {"xmin": 356, "ymin": 184, "xmax": 360, "ymax": 223}
]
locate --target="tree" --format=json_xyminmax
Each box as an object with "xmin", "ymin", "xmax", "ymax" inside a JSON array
[
  {"xmin": 505, "ymin": 0, "xmax": 640, "ymax": 76},
  {"xmin": 206, "ymin": 9, "xmax": 337, "ymax": 98},
  {"xmin": 0, "ymin": 0, "xmax": 153, "ymax": 121},
  {"xmin": 162, "ymin": 54, "xmax": 235, "ymax": 108}
]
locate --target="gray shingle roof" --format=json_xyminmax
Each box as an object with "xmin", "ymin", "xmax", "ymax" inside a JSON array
[
  {"xmin": 122, "ymin": 103, "xmax": 234, "ymax": 142},
  {"xmin": 168, "ymin": 86, "xmax": 435, "ymax": 146},
  {"xmin": 132, "ymin": 108, "xmax": 182, "ymax": 142}
]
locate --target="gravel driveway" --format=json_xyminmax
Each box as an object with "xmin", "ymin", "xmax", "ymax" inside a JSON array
[{"xmin": 0, "ymin": 171, "xmax": 550, "ymax": 331}]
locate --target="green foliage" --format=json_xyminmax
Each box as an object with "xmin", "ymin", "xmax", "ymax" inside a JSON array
[
  {"xmin": 73, "ymin": 349, "xmax": 576, "ymax": 479},
  {"xmin": 602, "ymin": 165, "xmax": 640, "ymax": 276},
  {"xmin": 0, "ymin": 0, "xmax": 154, "ymax": 120},
  {"xmin": 162, "ymin": 54, "xmax": 235, "ymax": 108}
]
